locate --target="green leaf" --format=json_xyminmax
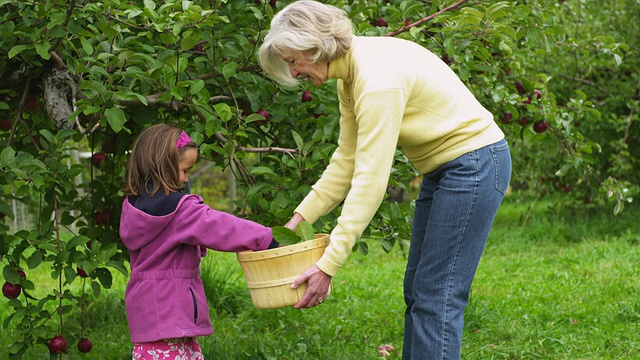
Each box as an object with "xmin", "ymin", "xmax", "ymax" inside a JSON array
[
  {"xmin": 80, "ymin": 37, "xmax": 94, "ymax": 55},
  {"xmin": 64, "ymin": 266, "xmax": 77, "ymax": 284},
  {"xmin": 105, "ymin": 107, "xmax": 126, "ymax": 133},
  {"xmin": 272, "ymin": 226, "xmax": 300, "ymax": 246},
  {"xmin": 250, "ymin": 166, "xmax": 275, "ymax": 176},
  {"xmin": 35, "ymin": 41, "xmax": 51, "ymax": 60},
  {"xmin": 213, "ymin": 103, "xmax": 232, "ymax": 122},
  {"xmin": 38, "ymin": 129, "xmax": 55, "ymax": 146},
  {"xmin": 291, "ymin": 130, "xmax": 304, "ymax": 150},
  {"xmin": 94, "ymin": 268, "xmax": 113, "ymax": 289},
  {"xmin": 3, "ymin": 266, "xmax": 20, "ymax": 284},
  {"xmin": 66, "ymin": 235, "xmax": 90, "ymax": 250},
  {"xmin": 295, "ymin": 221, "xmax": 315, "ymax": 241},
  {"xmin": 1, "ymin": 147, "xmax": 15, "ymax": 165},
  {"xmin": 189, "ymin": 79, "xmax": 205, "ymax": 95},
  {"xmin": 8, "ymin": 45, "xmax": 30, "ymax": 59},
  {"xmin": 143, "ymin": 0, "xmax": 156, "ymax": 11},
  {"xmin": 91, "ymin": 281, "xmax": 101, "ymax": 298},
  {"xmin": 26, "ymin": 251, "xmax": 43, "ymax": 269},
  {"xmin": 555, "ymin": 164, "xmax": 571, "ymax": 177},
  {"xmin": 222, "ymin": 62, "xmax": 239, "ymax": 79},
  {"xmin": 0, "ymin": 202, "xmax": 15, "ymax": 221}
]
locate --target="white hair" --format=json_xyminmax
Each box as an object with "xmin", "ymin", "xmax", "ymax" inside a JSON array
[{"xmin": 258, "ymin": 0, "xmax": 353, "ymax": 87}]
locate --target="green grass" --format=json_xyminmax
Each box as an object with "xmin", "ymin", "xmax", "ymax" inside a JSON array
[{"xmin": 2, "ymin": 195, "xmax": 639, "ymax": 359}]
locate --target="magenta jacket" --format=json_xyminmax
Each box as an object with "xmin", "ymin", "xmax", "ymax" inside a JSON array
[{"xmin": 120, "ymin": 193, "xmax": 273, "ymax": 343}]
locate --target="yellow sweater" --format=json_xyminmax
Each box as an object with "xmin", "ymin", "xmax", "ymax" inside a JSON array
[{"xmin": 295, "ymin": 36, "xmax": 504, "ymax": 276}]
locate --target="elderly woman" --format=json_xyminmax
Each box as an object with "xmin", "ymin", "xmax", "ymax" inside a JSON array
[{"xmin": 258, "ymin": 1, "xmax": 511, "ymax": 359}]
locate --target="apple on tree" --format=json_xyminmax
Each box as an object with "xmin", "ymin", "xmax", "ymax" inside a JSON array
[
  {"xmin": 91, "ymin": 152, "xmax": 107, "ymax": 166},
  {"xmin": 77, "ymin": 338, "xmax": 92, "ymax": 353},
  {"xmin": 0, "ymin": 116, "xmax": 11, "ymax": 131},
  {"xmin": 533, "ymin": 120, "xmax": 548, "ymax": 133},
  {"xmin": 533, "ymin": 89, "xmax": 542, "ymax": 99},
  {"xmin": 25, "ymin": 97, "xmax": 38, "ymax": 111},
  {"xmin": 500, "ymin": 112, "xmax": 513, "ymax": 124},
  {"xmin": 77, "ymin": 267, "xmax": 89, "ymax": 278},
  {"xmin": 372, "ymin": 17, "xmax": 388, "ymax": 27},
  {"xmin": 94, "ymin": 209, "xmax": 112, "ymax": 226},
  {"xmin": 48, "ymin": 335, "xmax": 68, "ymax": 355},
  {"xmin": 2, "ymin": 282, "xmax": 21, "ymax": 299},
  {"xmin": 301, "ymin": 90, "xmax": 313, "ymax": 102},
  {"xmin": 254, "ymin": 109, "xmax": 270, "ymax": 126}
]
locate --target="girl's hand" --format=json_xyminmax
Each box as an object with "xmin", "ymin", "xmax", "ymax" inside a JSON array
[{"xmin": 291, "ymin": 264, "xmax": 332, "ymax": 308}]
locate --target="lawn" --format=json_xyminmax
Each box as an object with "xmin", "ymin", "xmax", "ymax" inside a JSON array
[{"xmin": 1, "ymin": 195, "xmax": 639, "ymax": 359}]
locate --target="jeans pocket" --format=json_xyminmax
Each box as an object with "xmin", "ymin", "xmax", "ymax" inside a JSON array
[{"xmin": 489, "ymin": 140, "xmax": 512, "ymax": 194}]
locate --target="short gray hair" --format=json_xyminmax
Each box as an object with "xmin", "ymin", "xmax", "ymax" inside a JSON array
[{"xmin": 258, "ymin": 0, "xmax": 353, "ymax": 87}]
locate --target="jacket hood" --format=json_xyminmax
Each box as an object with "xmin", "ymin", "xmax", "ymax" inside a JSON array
[{"xmin": 119, "ymin": 196, "xmax": 188, "ymax": 251}]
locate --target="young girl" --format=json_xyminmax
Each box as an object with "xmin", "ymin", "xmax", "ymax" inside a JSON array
[{"xmin": 120, "ymin": 124, "xmax": 278, "ymax": 359}]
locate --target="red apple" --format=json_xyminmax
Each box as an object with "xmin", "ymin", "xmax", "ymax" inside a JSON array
[
  {"xmin": 48, "ymin": 335, "xmax": 68, "ymax": 354},
  {"xmin": 564, "ymin": 185, "xmax": 572, "ymax": 193},
  {"xmin": 519, "ymin": 117, "xmax": 528, "ymax": 126},
  {"xmin": 77, "ymin": 338, "xmax": 93, "ymax": 353},
  {"xmin": 533, "ymin": 121, "xmax": 548, "ymax": 133},
  {"xmin": 91, "ymin": 152, "xmax": 107, "ymax": 166},
  {"xmin": 255, "ymin": 109, "xmax": 270, "ymax": 125},
  {"xmin": 516, "ymin": 81, "xmax": 527, "ymax": 95},
  {"xmin": 624, "ymin": 69, "xmax": 632, "ymax": 77},
  {"xmin": 533, "ymin": 89, "xmax": 542, "ymax": 100},
  {"xmin": 373, "ymin": 17, "xmax": 388, "ymax": 27},
  {"xmin": 17, "ymin": 269, "xmax": 26, "ymax": 280},
  {"xmin": 441, "ymin": 54, "xmax": 453, "ymax": 65},
  {"xmin": 301, "ymin": 90, "xmax": 313, "ymax": 102},
  {"xmin": 500, "ymin": 113, "xmax": 513, "ymax": 124},
  {"xmin": 94, "ymin": 209, "xmax": 112, "ymax": 226},
  {"xmin": 0, "ymin": 117, "xmax": 12, "ymax": 131},
  {"xmin": 25, "ymin": 97, "xmax": 38, "ymax": 112},
  {"xmin": 2, "ymin": 282, "xmax": 21, "ymax": 299},
  {"xmin": 193, "ymin": 43, "xmax": 205, "ymax": 53},
  {"xmin": 77, "ymin": 267, "xmax": 89, "ymax": 278}
]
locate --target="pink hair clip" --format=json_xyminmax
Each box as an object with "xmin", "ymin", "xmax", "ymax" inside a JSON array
[{"xmin": 176, "ymin": 130, "xmax": 192, "ymax": 150}]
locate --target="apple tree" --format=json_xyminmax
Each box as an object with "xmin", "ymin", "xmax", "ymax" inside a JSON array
[{"xmin": 0, "ymin": 0, "xmax": 637, "ymax": 357}]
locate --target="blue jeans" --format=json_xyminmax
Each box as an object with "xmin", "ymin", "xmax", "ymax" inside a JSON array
[{"xmin": 403, "ymin": 139, "xmax": 511, "ymax": 360}]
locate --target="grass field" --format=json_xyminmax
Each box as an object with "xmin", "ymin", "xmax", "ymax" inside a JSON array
[{"xmin": 2, "ymin": 195, "xmax": 639, "ymax": 359}]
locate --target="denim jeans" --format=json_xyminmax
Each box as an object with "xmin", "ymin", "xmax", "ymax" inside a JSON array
[{"xmin": 403, "ymin": 139, "xmax": 511, "ymax": 360}]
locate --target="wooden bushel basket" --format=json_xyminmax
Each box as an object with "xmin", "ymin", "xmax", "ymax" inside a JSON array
[{"xmin": 237, "ymin": 234, "xmax": 331, "ymax": 309}]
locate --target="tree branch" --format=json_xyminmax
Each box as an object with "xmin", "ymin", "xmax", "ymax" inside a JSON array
[{"xmin": 383, "ymin": 0, "xmax": 470, "ymax": 37}]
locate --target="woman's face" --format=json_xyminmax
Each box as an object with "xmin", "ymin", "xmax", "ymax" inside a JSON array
[
  {"xmin": 178, "ymin": 147, "xmax": 197, "ymax": 185},
  {"xmin": 280, "ymin": 50, "xmax": 328, "ymax": 86}
]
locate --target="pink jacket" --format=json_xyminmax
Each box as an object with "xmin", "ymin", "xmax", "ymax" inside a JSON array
[{"xmin": 120, "ymin": 193, "xmax": 273, "ymax": 343}]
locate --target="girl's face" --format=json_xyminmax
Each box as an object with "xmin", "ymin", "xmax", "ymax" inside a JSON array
[
  {"xmin": 178, "ymin": 148, "xmax": 197, "ymax": 185},
  {"xmin": 280, "ymin": 50, "xmax": 328, "ymax": 86}
]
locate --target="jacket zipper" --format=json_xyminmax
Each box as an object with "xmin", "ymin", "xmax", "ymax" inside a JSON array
[{"xmin": 189, "ymin": 288, "xmax": 198, "ymax": 325}]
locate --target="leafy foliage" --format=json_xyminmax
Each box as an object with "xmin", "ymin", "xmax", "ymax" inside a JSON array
[{"xmin": 0, "ymin": 0, "xmax": 637, "ymax": 356}]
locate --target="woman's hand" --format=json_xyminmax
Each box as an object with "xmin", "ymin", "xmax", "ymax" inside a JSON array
[
  {"xmin": 284, "ymin": 212, "xmax": 306, "ymax": 232},
  {"xmin": 291, "ymin": 264, "xmax": 332, "ymax": 309}
]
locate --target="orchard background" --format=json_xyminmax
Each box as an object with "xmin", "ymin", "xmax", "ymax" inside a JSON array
[{"xmin": 0, "ymin": 0, "xmax": 638, "ymax": 357}]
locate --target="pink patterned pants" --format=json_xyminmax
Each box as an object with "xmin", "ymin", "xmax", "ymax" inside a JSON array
[{"xmin": 132, "ymin": 337, "xmax": 205, "ymax": 360}]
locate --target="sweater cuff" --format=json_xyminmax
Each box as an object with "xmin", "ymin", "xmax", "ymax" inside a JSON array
[{"xmin": 315, "ymin": 255, "xmax": 341, "ymax": 277}]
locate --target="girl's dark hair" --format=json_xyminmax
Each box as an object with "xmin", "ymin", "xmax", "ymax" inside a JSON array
[{"xmin": 123, "ymin": 124, "xmax": 197, "ymax": 196}]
